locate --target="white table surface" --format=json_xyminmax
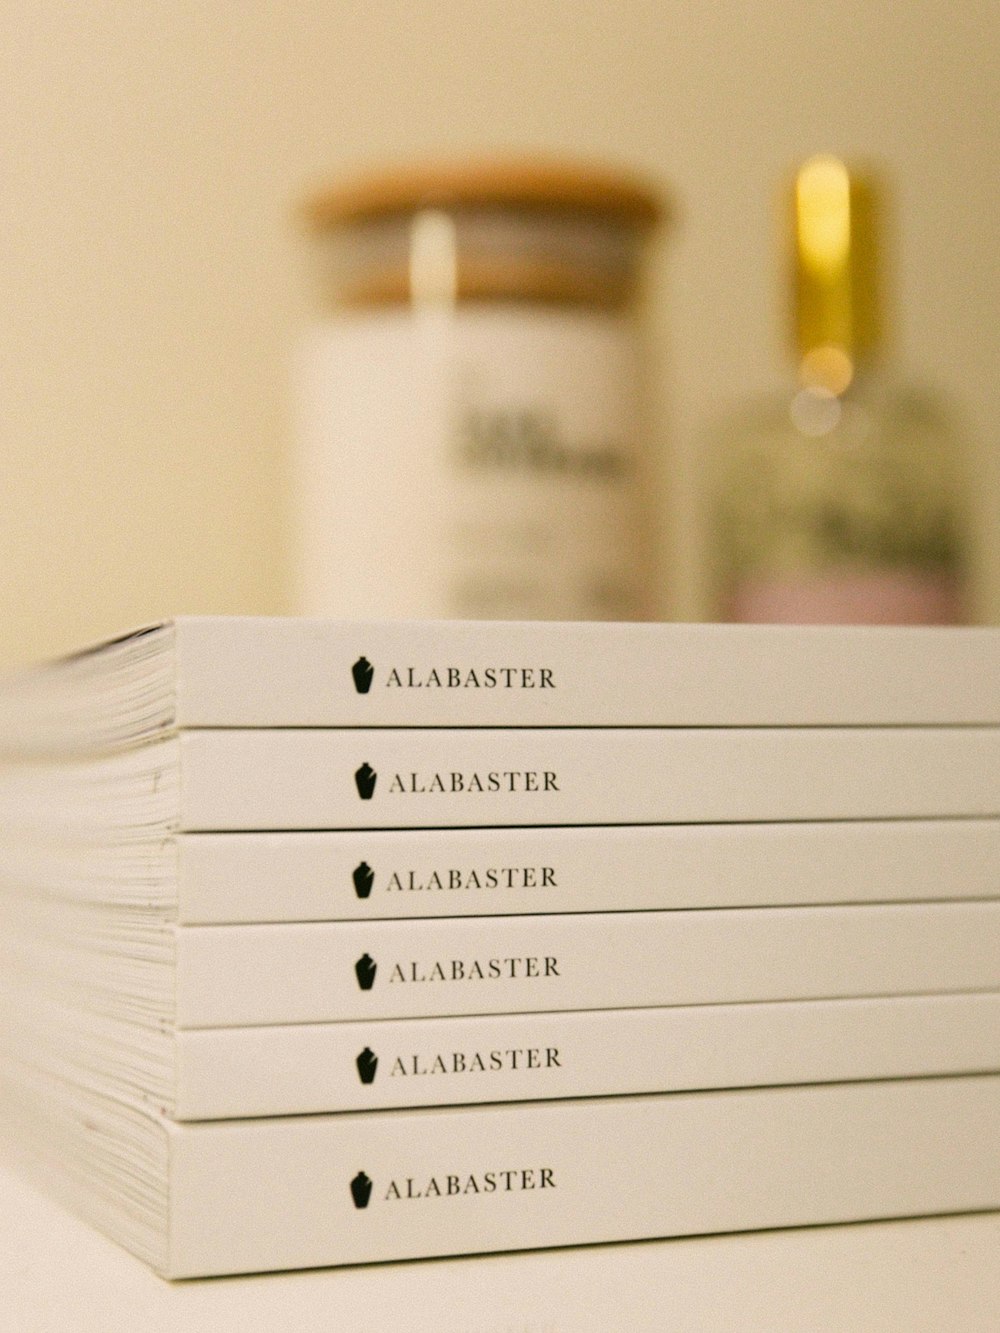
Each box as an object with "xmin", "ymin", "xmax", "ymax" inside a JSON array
[{"xmin": 2, "ymin": 1161, "xmax": 998, "ymax": 1333}]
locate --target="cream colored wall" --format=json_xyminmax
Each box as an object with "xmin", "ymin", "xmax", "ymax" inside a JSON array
[{"xmin": 1, "ymin": 1, "xmax": 997, "ymax": 666}]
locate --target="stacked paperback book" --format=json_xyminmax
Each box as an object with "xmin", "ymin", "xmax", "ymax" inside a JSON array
[{"xmin": 1, "ymin": 618, "xmax": 999, "ymax": 1278}]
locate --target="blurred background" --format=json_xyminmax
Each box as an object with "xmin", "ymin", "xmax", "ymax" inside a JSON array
[{"xmin": 2, "ymin": 0, "xmax": 997, "ymax": 667}]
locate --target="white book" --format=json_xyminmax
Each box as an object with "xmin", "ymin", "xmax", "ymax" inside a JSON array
[
  {"xmin": 167, "ymin": 993, "xmax": 1000, "ymax": 1118},
  {"xmin": 180, "ymin": 816, "xmax": 1000, "ymax": 920},
  {"xmin": 6, "ymin": 726, "xmax": 999, "ymax": 835},
  {"xmin": 1, "ymin": 618, "xmax": 999, "ymax": 757},
  {"xmin": 3, "ymin": 818, "xmax": 997, "ymax": 922},
  {"xmin": 7, "ymin": 901, "xmax": 991, "ymax": 1029},
  {"xmin": 172, "ymin": 902, "xmax": 1000, "ymax": 1025},
  {"xmin": 7, "ymin": 985, "xmax": 998, "ymax": 1121},
  {"xmin": 179, "ymin": 726, "xmax": 1000, "ymax": 831},
  {"xmin": 5, "ymin": 1069, "xmax": 998, "ymax": 1277}
]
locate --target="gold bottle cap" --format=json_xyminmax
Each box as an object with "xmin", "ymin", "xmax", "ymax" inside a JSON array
[{"xmin": 791, "ymin": 156, "xmax": 884, "ymax": 391}]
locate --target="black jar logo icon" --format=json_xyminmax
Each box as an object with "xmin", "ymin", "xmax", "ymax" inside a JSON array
[
  {"xmin": 352, "ymin": 657, "xmax": 374, "ymax": 694},
  {"xmin": 355, "ymin": 953, "xmax": 377, "ymax": 991},
  {"xmin": 350, "ymin": 1171, "xmax": 373, "ymax": 1209},
  {"xmin": 356, "ymin": 1047, "xmax": 378, "ymax": 1085},
  {"xmin": 353, "ymin": 861, "xmax": 375, "ymax": 899}
]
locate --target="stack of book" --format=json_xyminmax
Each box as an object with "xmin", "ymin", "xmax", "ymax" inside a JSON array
[{"xmin": 1, "ymin": 618, "xmax": 999, "ymax": 1279}]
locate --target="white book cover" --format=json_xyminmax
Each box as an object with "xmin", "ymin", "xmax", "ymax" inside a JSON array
[
  {"xmin": 6, "ymin": 985, "xmax": 998, "ymax": 1121},
  {"xmin": 180, "ymin": 726, "xmax": 1000, "ymax": 829},
  {"xmin": 4, "ymin": 817, "xmax": 996, "ymax": 923},
  {"xmin": 169, "ymin": 902, "xmax": 1000, "ymax": 1026},
  {"xmin": 161, "ymin": 1074, "xmax": 1000, "ymax": 1277},
  {"xmin": 173, "ymin": 993, "xmax": 1000, "ymax": 1119},
  {"xmin": 6, "ymin": 897, "xmax": 996, "ymax": 1034},
  {"xmin": 2, "ymin": 618, "xmax": 1000, "ymax": 756},
  {"xmin": 9, "ymin": 726, "xmax": 994, "ymax": 836},
  {"xmin": 5, "ymin": 1066, "xmax": 997, "ymax": 1277},
  {"xmin": 176, "ymin": 817, "xmax": 1000, "ymax": 923}
]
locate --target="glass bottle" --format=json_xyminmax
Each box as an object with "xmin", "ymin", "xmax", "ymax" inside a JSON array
[
  {"xmin": 708, "ymin": 156, "xmax": 967, "ymax": 625},
  {"xmin": 296, "ymin": 159, "xmax": 666, "ymax": 621}
]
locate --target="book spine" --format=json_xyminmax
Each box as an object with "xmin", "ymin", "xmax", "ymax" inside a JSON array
[
  {"xmin": 177, "ymin": 818, "xmax": 1000, "ymax": 923},
  {"xmin": 173, "ymin": 992, "xmax": 1000, "ymax": 1119},
  {"xmin": 174, "ymin": 618, "xmax": 1000, "ymax": 726},
  {"xmin": 165, "ymin": 1074, "xmax": 1000, "ymax": 1277},
  {"xmin": 178, "ymin": 726, "xmax": 1000, "ymax": 831},
  {"xmin": 173, "ymin": 901, "xmax": 1000, "ymax": 1026}
]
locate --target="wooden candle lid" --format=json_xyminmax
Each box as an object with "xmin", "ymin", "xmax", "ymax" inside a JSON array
[{"xmin": 304, "ymin": 157, "xmax": 665, "ymax": 230}]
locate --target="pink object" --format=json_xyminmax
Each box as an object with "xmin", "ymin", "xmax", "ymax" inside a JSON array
[{"xmin": 730, "ymin": 571, "xmax": 962, "ymax": 625}]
